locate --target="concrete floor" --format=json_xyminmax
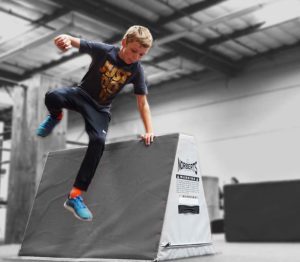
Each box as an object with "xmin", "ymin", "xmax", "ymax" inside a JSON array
[{"xmin": 0, "ymin": 234, "xmax": 299, "ymax": 262}]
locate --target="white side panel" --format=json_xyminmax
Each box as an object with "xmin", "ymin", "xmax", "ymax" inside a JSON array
[{"xmin": 156, "ymin": 134, "xmax": 215, "ymax": 261}]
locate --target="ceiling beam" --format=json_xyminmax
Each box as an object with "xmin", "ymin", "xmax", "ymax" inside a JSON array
[
  {"xmin": 32, "ymin": 7, "xmax": 70, "ymax": 27},
  {"xmin": 52, "ymin": 0, "xmax": 237, "ymax": 75},
  {"xmin": 19, "ymin": 32, "xmax": 125, "ymax": 80},
  {"xmin": 0, "ymin": 23, "xmax": 265, "ymax": 83},
  {"xmin": 5, "ymin": 29, "xmax": 298, "ymax": 85},
  {"xmin": 0, "ymin": 0, "xmax": 250, "ymax": 83},
  {"xmin": 146, "ymin": 23, "xmax": 264, "ymax": 65},
  {"xmin": 22, "ymin": 52, "xmax": 82, "ymax": 79},
  {"xmin": 25, "ymin": 23, "xmax": 263, "ymax": 78},
  {"xmin": 0, "ymin": 70, "xmax": 23, "ymax": 83},
  {"xmin": 150, "ymin": 37, "xmax": 300, "ymax": 94},
  {"xmin": 237, "ymin": 39, "xmax": 300, "ymax": 66},
  {"xmin": 150, "ymin": 68, "xmax": 214, "ymax": 89},
  {"xmin": 157, "ymin": 0, "xmax": 227, "ymax": 25},
  {"xmin": 0, "ymin": 6, "xmax": 38, "ymax": 26},
  {"xmin": 18, "ymin": 14, "xmax": 299, "ymax": 81},
  {"xmin": 0, "ymin": 23, "xmax": 73, "ymax": 63},
  {"xmin": 200, "ymin": 23, "xmax": 264, "ymax": 47},
  {"xmin": 0, "ymin": 6, "xmax": 70, "ymax": 31},
  {"xmin": 0, "ymin": 8, "xmax": 71, "ymax": 48},
  {"xmin": 146, "ymin": 52, "xmax": 179, "ymax": 65},
  {"xmin": 155, "ymin": 3, "xmax": 266, "ymax": 46},
  {"xmin": 147, "ymin": 68, "xmax": 187, "ymax": 84}
]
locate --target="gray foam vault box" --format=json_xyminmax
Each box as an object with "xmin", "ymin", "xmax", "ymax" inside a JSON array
[
  {"xmin": 19, "ymin": 133, "xmax": 215, "ymax": 261},
  {"xmin": 224, "ymin": 180, "xmax": 300, "ymax": 242}
]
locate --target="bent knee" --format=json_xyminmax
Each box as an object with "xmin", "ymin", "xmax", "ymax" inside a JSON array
[
  {"xmin": 45, "ymin": 90, "xmax": 61, "ymax": 106},
  {"xmin": 90, "ymin": 133, "xmax": 106, "ymax": 146}
]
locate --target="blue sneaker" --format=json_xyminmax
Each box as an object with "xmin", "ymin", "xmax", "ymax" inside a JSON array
[
  {"xmin": 64, "ymin": 196, "xmax": 93, "ymax": 221},
  {"xmin": 36, "ymin": 114, "xmax": 62, "ymax": 137}
]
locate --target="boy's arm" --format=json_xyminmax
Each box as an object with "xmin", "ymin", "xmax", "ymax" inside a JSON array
[
  {"xmin": 54, "ymin": 34, "xmax": 80, "ymax": 52},
  {"xmin": 136, "ymin": 95, "xmax": 154, "ymax": 146}
]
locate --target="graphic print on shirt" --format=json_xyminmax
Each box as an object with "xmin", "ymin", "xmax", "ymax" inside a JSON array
[{"xmin": 99, "ymin": 60, "xmax": 132, "ymax": 103}]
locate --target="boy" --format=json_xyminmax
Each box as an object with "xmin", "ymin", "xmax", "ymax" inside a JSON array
[{"xmin": 36, "ymin": 25, "xmax": 154, "ymax": 221}]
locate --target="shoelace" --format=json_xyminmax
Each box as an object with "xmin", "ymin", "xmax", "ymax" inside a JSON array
[{"xmin": 72, "ymin": 196, "xmax": 87, "ymax": 209}]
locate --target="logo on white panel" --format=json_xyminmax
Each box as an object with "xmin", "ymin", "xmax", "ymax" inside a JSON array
[{"xmin": 178, "ymin": 158, "xmax": 198, "ymax": 175}]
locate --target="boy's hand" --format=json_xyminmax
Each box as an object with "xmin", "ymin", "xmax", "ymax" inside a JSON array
[
  {"xmin": 54, "ymin": 34, "xmax": 72, "ymax": 52},
  {"xmin": 141, "ymin": 133, "xmax": 154, "ymax": 146}
]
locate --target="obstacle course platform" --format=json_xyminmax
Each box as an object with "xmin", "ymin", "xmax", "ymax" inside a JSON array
[{"xmin": 19, "ymin": 133, "xmax": 215, "ymax": 261}]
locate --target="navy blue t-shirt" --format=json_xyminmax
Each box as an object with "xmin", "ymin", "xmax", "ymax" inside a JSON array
[{"xmin": 78, "ymin": 39, "xmax": 148, "ymax": 112}]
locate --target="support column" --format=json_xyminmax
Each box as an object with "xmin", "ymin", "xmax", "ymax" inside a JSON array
[
  {"xmin": 5, "ymin": 74, "xmax": 67, "ymax": 243},
  {"xmin": 0, "ymin": 121, "xmax": 3, "ymax": 190}
]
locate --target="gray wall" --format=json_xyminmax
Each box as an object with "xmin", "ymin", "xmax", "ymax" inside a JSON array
[{"xmin": 68, "ymin": 51, "xmax": 300, "ymax": 185}]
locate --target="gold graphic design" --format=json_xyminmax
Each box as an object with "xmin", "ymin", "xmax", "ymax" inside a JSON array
[{"xmin": 99, "ymin": 60, "xmax": 132, "ymax": 102}]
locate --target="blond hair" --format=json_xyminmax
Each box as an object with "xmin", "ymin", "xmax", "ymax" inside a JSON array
[{"xmin": 123, "ymin": 25, "xmax": 153, "ymax": 48}]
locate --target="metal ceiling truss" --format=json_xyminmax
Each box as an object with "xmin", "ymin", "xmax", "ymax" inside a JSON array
[
  {"xmin": 0, "ymin": 70, "xmax": 23, "ymax": 83},
  {"xmin": 0, "ymin": 23, "xmax": 73, "ymax": 63},
  {"xmin": 0, "ymin": 0, "xmax": 235, "ymax": 84},
  {"xmin": 237, "ymin": 39, "xmax": 300, "ymax": 66},
  {"xmin": 18, "ymin": 23, "xmax": 265, "ymax": 81},
  {"xmin": 0, "ymin": 6, "xmax": 70, "ymax": 32},
  {"xmin": 1, "ymin": 0, "xmax": 300, "ymax": 86},
  {"xmin": 51, "ymin": 0, "xmax": 237, "ymax": 75},
  {"xmin": 157, "ymin": 0, "xmax": 227, "ymax": 25}
]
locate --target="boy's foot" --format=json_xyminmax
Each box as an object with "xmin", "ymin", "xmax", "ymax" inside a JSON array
[
  {"xmin": 36, "ymin": 113, "xmax": 62, "ymax": 137},
  {"xmin": 64, "ymin": 195, "xmax": 93, "ymax": 221}
]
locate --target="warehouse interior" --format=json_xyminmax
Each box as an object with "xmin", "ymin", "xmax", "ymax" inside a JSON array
[{"xmin": 0, "ymin": 0, "xmax": 300, "ymax": 261}]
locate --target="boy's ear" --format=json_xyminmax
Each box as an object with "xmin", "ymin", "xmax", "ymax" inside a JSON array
[{"xmin": 121, "ymin": 39, "xmax": 127, "ymax": 47}]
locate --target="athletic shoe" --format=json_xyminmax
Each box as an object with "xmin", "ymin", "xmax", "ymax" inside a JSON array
[
  {"xmin": 36, "ymin": 114, "xmax": 62, "ymax": 137},
  {"xmin": 64, "ymin": 196, "xmax": 93, "ymax": 221}
]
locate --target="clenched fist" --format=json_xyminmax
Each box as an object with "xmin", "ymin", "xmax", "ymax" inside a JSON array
[{"xmin": 54, "ymin": 34, "xmax": 72, "ymax": 52}]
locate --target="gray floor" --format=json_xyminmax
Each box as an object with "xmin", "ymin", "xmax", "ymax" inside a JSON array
[{"xmin": 0, "ymin": 234, "xmax": 299, "ymax": 262}]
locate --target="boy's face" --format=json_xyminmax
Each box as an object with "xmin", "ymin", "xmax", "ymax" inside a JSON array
[{"xmin": 119, "ymin": 39, "xmax": 150, "ymax": 64}]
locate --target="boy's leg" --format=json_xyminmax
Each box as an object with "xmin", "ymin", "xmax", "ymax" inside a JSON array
[
  {"xmin": 73, "ymin": 111, "xmax": 110, "ymax": 191},
  {"xmin": 37, "ymin": 87, "xmax": 108, "ymax": 221},
  {"xmin": 64, "ymin": 104, "xmax": 110, "ymax": 221},
  {"xmin": 36, "ymin": 87, "xmax": 78, "ymax": 137}
]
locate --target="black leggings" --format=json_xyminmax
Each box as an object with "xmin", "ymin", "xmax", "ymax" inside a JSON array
[{"xmin": 45, "ymin": 87, "xmax": 110, "ymax": 191}]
